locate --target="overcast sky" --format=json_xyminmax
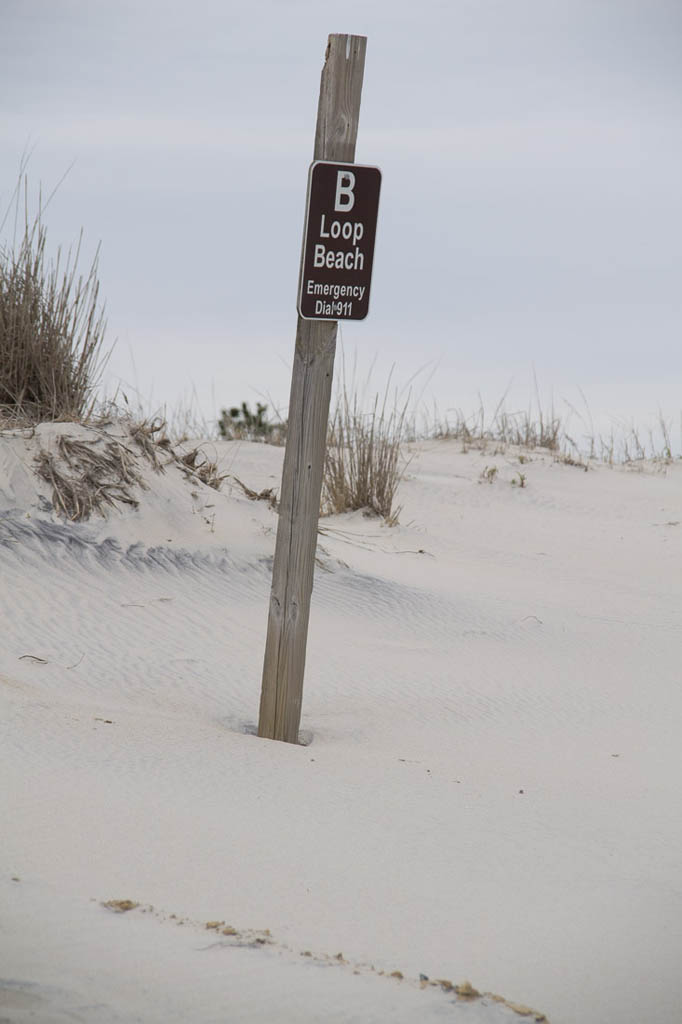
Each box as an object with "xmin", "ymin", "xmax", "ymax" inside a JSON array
[{"xmin": 2, "ymin": 0, "xmax": 681, "ymax": 445}]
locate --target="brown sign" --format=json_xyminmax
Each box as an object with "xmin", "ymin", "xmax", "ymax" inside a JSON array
[{"xmin": 298, "ymin": 161, "xmax": 381, "ymax": 321}]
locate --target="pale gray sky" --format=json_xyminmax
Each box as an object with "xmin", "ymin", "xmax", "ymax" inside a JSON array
[{"xmin": 2, "ymin": 0, "xmax": 681, "ymax": 444}]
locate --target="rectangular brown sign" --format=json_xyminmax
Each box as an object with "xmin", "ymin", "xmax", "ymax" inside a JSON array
[{"xmin": 298, "ymin": 160, "xmax": 381, "ymax": 321}]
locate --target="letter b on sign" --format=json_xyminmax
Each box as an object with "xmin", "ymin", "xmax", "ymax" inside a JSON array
[{"xmin": 334, "ymin": 171, "xmax": 356, "ymax": 212}]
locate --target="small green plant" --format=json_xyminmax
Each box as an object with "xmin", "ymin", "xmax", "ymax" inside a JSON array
[
  {"xmin": 217, "ymin": 401, "xmax": 285, "ymax": 443},
  {"xmin": 511, "ymin": 472, "xmax": 527, "ymax": 488}
]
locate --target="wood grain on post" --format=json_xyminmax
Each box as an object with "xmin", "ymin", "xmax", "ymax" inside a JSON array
[{"xmin": 258, "ymin": 34, "xmax": 367, "ymax": 743}]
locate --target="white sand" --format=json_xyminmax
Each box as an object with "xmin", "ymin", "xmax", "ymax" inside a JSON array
[{"xmin": 1, "ymin": 423, "xmax": 681, "ymax": 1023}]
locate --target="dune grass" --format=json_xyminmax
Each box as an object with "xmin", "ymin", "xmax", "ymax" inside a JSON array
[
  {"xmin": 425, "ymin": 389, "xmax": 679, "ymax": 467},
  {"xmin": 34, "ymin": 433, "xmax": 145, "ymax": 521},
  {"xmin": 322, "ymin": 371, "xmax": 409, "ymax": 524},
  {"xmin": 0, "ymin": 181, "xmax": 109, "ymax": 425}
]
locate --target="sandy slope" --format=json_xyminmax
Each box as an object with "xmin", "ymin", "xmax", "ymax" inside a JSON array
[{"xmin": 1, "ymin": 423, "xmax": 681, "ymax": 1023}]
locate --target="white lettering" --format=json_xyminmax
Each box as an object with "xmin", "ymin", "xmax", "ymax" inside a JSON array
[
  {"xmin": 306, "ymin": 282, "xmax": 366, "ymax": 302},
  {"xmin": 319, "ymin": 217, "xmax": 363, "ymax": 242},
  {"xmin": 334, "ymin": 170, "xmax": 356, "ymax": 212},
  {"xmin": 309, "ymin": 246, "xmax": 365, "ymax": 273}
]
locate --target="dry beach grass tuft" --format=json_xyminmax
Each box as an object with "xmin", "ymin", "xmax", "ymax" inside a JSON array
[
  {"xmin": 323, "ymin": 374, "xmax": 408, "ymax": 523},
  {"xmin": 0, "ymin": 179, "xmax": 109, "ymax": 426},
  {"xmin": 35, "ymin": 433, "xmax": 145, "ymax": 520}
]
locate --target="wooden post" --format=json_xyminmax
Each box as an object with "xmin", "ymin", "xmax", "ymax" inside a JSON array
[{"xmin": 258, "ymin": 34, "xmax": 367, "ymax": 743}]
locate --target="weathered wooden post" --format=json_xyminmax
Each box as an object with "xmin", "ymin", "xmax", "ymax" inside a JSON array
[{"xmin": 258, "ymin": 34, "xmax": 380, "ymax": 743}]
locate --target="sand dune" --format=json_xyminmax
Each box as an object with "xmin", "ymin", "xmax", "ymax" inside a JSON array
[{"xmin": 2, "ymin": 422, "xmax": 681, "ymax": 1023}]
